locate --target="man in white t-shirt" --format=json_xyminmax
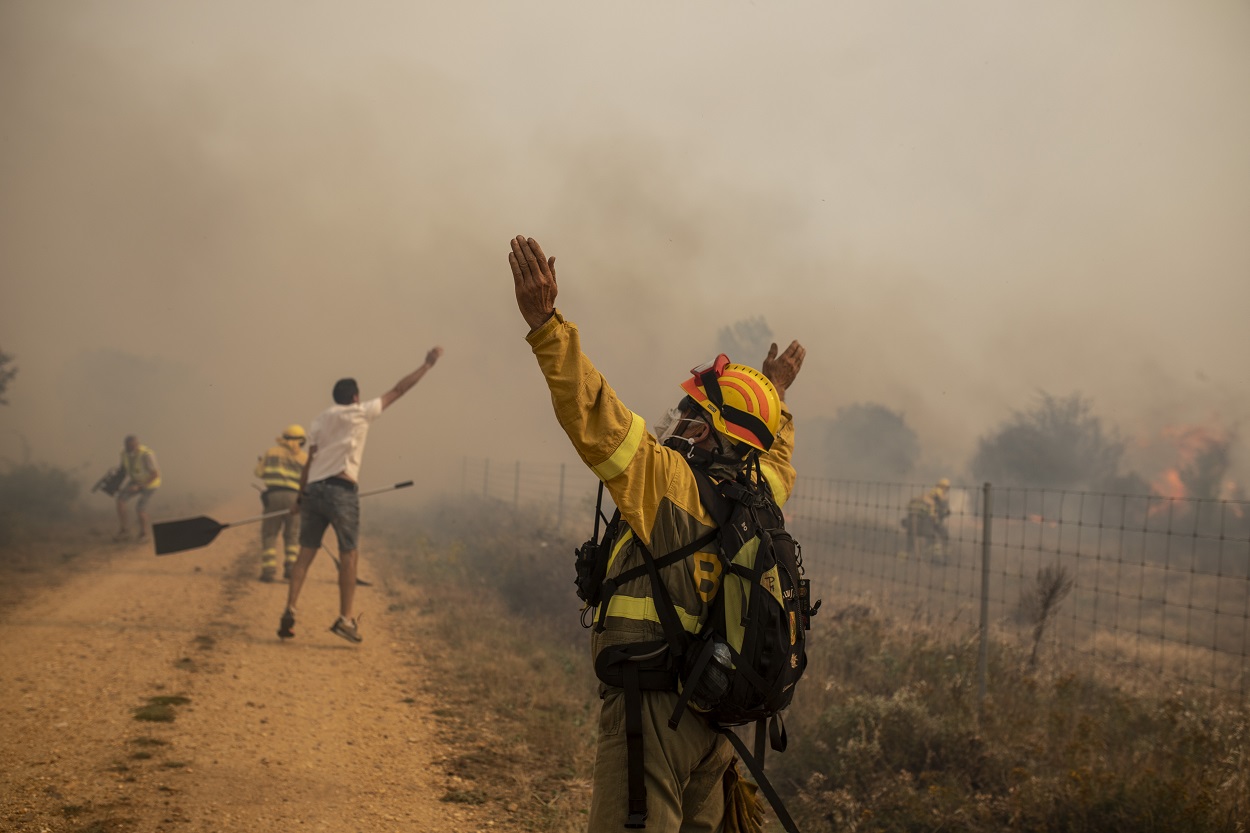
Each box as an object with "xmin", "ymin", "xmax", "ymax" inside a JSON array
[{"xmin": 278, "ymin": 346, "xmax": 443, "ymax": 643}]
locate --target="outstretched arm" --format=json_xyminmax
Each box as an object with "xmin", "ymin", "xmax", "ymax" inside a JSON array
[
  {"xmin": 380, "ymin": 346, "xmax": 444, "ymax": 410},
  {"xmin": 758, "ymin": 340, "xmax": 806, "ymax": 505},
  {"xmin": 510, "ymin": 235, "xmax": 683, "ymax": 544}
]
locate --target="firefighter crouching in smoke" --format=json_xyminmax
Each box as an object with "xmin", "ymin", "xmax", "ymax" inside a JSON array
[
  {"xmin": 115, "ymin": 435, "xmax": 161, "ymax": 543},
  {"xmin": 254, "ymin": 425, "xmax": 308, "ymax": 582},
  {"xmin": 508, "ymin": 235, "xmax": 806, "ymax": 831},
  {"xmin": 901, "ymin": 477, "xmax": 951, "ymax": 559}
]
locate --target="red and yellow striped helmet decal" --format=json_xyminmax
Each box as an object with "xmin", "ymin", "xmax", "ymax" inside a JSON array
[{"xmin": 679, "ymin": 355, "xmax": 781, "ymax": 451}]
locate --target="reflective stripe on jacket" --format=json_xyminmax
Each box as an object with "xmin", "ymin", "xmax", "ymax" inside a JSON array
[
  {"xmin": 526, "ymin": 310, "xmax": 796, "ymax": 663},
  {"xmin": 121, "ymin": 445, "xmax": 161, "ymax": 490},
  {"xmin": 255, "ymin": 443, "xmax": 307, "ymax": 492}
]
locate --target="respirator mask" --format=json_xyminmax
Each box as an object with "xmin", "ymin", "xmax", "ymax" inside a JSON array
[{"xmin": 654, "ymin": 406, "xmax": 715, "ymax": 456}]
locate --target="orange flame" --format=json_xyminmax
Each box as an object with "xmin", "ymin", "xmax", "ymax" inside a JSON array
[
  {"xmin": 1151, "ymin": 468, "xmax": 1186, "ymax": 500},
  {"xmin": 1145, "ymin": 423, "xmax": 1233, "ymax": 516}
]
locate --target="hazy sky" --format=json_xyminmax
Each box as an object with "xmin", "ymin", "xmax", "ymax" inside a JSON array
[{"xmin": 2, "ymin": 0, "xmax": 1247, "ymax": 501}]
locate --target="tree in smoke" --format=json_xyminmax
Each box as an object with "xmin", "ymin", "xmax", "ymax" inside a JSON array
[
  {"xmin": 969, "ymin": 392, "xmax": 1125, "ymax": 490},
  {"xmin": 0, "ymin": 350, "xmax": 16, "ymax": 405},
  {"xmin": 716, "ymin": 316, "xmax": 774, "ymax": 365},
  {"xmin": 818, "ymin": 403, "xmax": 920, "ymax": 481}
]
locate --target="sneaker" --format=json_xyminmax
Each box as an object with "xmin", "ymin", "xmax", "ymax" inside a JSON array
[
  {"xmin": 136, "ymin": 534, "xmax": 149, "ymax": 545},
  {"xmin": 277, "ymin": 609, "xmax": 296, "ymax": 640},
  {"xmin": 113, "ymin": 531, "xmax": 130, "ymax": 543},
  {"xmin": 260, "ymin": 567, "xmax": 277, "ymax": 583},
  {"xmin": 329, "ymin": 615, "xmax": 362, "ymax": 644}
]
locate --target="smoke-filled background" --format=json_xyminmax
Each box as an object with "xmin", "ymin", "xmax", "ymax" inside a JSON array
[{"xmin": 2, "ymin": 0, "xmax": 1248, "ymax": 505}]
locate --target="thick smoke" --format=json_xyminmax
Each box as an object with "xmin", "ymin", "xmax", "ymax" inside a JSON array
[{"xmin": 2, "ymin": 1, "xmax": 1248, "ymax": 506}]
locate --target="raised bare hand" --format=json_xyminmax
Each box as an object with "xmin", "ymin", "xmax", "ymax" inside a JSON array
[
  {"xmin": 508, "ymin": 235, "xmax": 558, "ymax": 331},
  {"xmin": 425, "ymin": 346, "xmax": 444, "ymax": 367},
  {"xmin": 762, "ymin": 340, "xmax": 806, "ymax": 400}
]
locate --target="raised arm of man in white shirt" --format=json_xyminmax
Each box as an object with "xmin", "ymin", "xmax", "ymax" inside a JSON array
[{"xmin": 381, "ymin": 346, "xmax": 444, "ymax": 410}]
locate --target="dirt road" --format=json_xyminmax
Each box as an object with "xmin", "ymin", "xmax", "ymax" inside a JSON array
[{"xmin": 0, "ymin": 527, "xmax": 502, "ymax": 833}]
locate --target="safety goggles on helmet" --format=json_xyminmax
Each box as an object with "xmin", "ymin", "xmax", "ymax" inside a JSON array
[{"xmin": 679, "ymin": 354, "xmax": 781, "ymax": 452}]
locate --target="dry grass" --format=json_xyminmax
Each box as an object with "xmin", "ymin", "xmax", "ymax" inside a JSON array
[
  {"xmin": 377, "ymin": 497, "xmax": 598, "ymax": 832},
  {"xmin": 379, "ymin": 495, "xmax": 1250, "ymax": 832},
  {"xmin": 772, "ymin": 607, "xmax": 1250, "ymax": 833}
]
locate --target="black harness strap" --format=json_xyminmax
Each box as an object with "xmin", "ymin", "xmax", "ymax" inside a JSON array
[
  {"xmin": 667, "ymin": 636, "xmax": 718, "ymax": 730},
  {"xmin": 595, "ymin": 529, "xmax": 717, "ymax": 633},
  {"xmin": 607, "ymin": 531, "xmax": 719, "ymax": 589},
  {"xmin": 622, "ymin": 662, "xmax": 648, "ymax": 829},
  {"xmin": 598, "ymin": 523, "xmax": 716, "ymax": 831},
  {"xmin": 719, "ymin": 726, "xmax": 802, "ymax": 833},
  {"xmin": 725, "ymin": 644, "xmax": 770, "ymax": 696},
  {"xmin": 638, "ymin": 540, "xmax": 689, "ymax": 658},
  {"xmin": 692, "ymin": 470, "xmax": 732, "ymax": 527},
  {"xmin": 770, "ymin": 713, "xmax": 788, "ymax": 753}
]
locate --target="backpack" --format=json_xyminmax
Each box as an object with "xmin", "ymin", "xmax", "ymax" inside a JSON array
[
  {"xmin": 574, "ymin": 458, "xmax": 820, "ymax": 831},
  {"xmin": 91, "ymin": 466, "xmax": 127, "ymax": 497}
]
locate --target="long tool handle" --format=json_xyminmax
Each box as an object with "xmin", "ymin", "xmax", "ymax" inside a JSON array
[
  {"xmin": 225, "ymin": 480, "xmax": 415, "ymax": 529},
  {"xmin": 223, "ymin": 508, "xmax": 295, "ymax": 528},
  {"xmin": 359, "ymin": 480, "xmax": 414, "ymax": 498}
]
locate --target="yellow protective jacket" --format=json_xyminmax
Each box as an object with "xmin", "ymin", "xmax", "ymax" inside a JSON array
[
  {"xmin": 926, "ymin": 487, "xmax": 950, "ymax": 520},
  {"xmin": 527, "ymin": 311, "xmax": 796, "ymax": 665},
  {"xmin": 122, "ymin": 445, "xmax": 161, "ymax": 490},
  {"xmin": 255, "ymin": 442, "xmax": 307, "ymax": 492}
]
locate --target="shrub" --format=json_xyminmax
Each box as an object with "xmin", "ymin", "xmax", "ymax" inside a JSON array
[
  {"xmin": 772, "ymin": 609, "xmax": 1249, "ymax": 833},
  {"xmin": 716, "ymin": 316, "xmax": 774, "ymax": 364},
  {"xmin": 815, "ymin": 403, "xmax": 920, "ymax": 481},
  {"xmin": 970, "ymin": 392, "xmax": 1125, "ymax": 490},
  {"xmin": 0, "ymin": 462, "xmax": 82, "ymax": 545}
]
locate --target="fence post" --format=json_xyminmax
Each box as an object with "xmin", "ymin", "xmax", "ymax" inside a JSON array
[
  {"xmin": 483, "ymin": 459, "xmax": 490, "ymax": 499},
  {"xmin": 514, "ymin": 460, "xmax": 521, "ymax": 509},
  {"xmin": 977, "ymin": 482, "xmax": 992, "ymax": 721},
  {"xmin": 557, "ymin": 463, "xmax": 566, "ymax": 527}
]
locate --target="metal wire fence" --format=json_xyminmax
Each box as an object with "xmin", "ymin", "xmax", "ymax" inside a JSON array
[
  {"xmin": 459, "ymin": 457, "xmax": 598, "ymax": 528},
  {"xmin": 787, "ymin": 478, "xmax": 1250, "ymax": 696},
  {"xmin": 458, "ymin": 457, "xmax": 1250, "ymax": 695}
]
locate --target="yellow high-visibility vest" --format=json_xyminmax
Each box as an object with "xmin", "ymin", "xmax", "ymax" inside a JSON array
[
  {"xmin": 122, "ymin": 445, "xmax": 161, "ymax": 490},
  {"xmin": 255, "ymin": 444, "xmax": 306, "ymax": 492}
]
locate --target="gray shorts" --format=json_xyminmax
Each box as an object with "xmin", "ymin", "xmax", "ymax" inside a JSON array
[
  {"xmin": 119, "ymin": 487, "xmax": 157, "ymax": 512},
  {"xmin": 298, "ymin": 479, "xmax": 361, "ymax": 552}
]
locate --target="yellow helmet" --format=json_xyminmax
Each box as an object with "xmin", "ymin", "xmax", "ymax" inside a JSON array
[
  {"xmin": 679, "ymin": 354, "xmax": 781, "ymax": 452},
  {"xmin": 937, "ymin": 477, "xmax": 951, "ymax": 490},
  {"xmin": 281, "ymin": 424, "xmax": 307, "ymax": 446}
]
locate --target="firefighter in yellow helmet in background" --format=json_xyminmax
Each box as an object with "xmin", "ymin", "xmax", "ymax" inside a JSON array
[
  {"xmin": 901, "ymin": 477, "xmax": 952, "ymax": 560},
  {"xmin": 254, "ymin": 425, "xmax": 307, "ymax": 582}
]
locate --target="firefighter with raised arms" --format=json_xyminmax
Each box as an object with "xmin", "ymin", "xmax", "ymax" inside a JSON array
[{"xmin": 508, "ymin": 235, "xmax": 808, "ymax": 832}]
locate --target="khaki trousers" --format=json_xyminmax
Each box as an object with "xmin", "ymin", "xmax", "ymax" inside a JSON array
[
  {"xmin": 587, "ymin": 688, "xmax": 733, "ymax": 833},
  {"xmin": 260, "ymin": 489, "xmax": 300, "ymax": 567}
]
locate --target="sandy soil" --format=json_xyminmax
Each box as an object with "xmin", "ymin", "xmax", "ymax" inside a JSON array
[{"xmin": 0, "ymin": 524, "xmax": 505, "ymax": 833}]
